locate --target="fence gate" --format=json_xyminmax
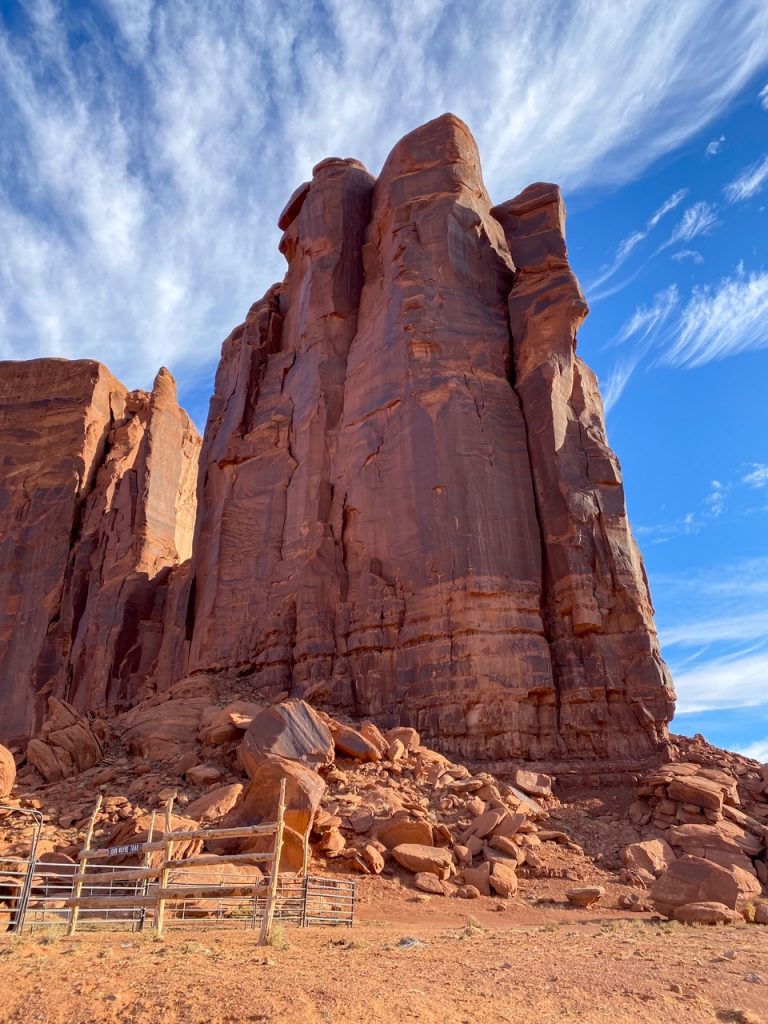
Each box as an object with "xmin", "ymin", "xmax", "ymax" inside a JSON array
[
  {"xmin": 66, "ymin": 780, "xmax": 287, "ymax": 943},
  {"xmin": 0, "ymin": 805, "xmax": 44, "ymax": 932}
]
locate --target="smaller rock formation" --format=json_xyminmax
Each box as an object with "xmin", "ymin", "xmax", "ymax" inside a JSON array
[
  {"xmin": 629, "ymin": 759, "xmax": 768, "ymax": 883},
  {"xmin": 651, "ymin": 855, "xmax": 756, "ymax": 917},
  {"xmin": 26, "ymin": 699, "xmax": 103, "ymax": 782},
  {"xmin": 0, "ymin": 359, "xmax": 200, "ymax": 742}
]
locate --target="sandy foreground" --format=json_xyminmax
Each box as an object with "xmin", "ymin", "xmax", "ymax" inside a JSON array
[{"xmin": 1, "ymin": 884, "xmax": 767, "ymax": 1024}]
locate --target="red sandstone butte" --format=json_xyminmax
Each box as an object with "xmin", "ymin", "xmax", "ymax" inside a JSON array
[
  {"xmin": 179, "ymin": 113, "xmax": 675, "ymax": 760},
  {"xmin": 0, "ymin": 359, "xmax": 200, "ymax": 739}
]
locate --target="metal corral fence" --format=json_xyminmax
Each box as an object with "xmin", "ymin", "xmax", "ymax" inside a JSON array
[{"xmin": 0, "ymin": 804, "xmax": 355, "ymax": 935}]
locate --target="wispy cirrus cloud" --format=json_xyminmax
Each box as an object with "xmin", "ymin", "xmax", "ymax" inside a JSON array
[
  {"xmin": 589, "ymin": 189, "xmax": 687, "ymax": 292},
  {"xmin": 1, "ymin": 0, "xmax": 768, "ymax": 398},
  {"xmin": 665, "ymin": 201, "xmax": 719, "ymax": 246},
  {"xmin": 723, "ymin": 153, "xmax": 768, "ymax": 202},
  {"xmin": 603, "ymin": 264, "xmax": 768, "ymax": 406},
  {"xmin": 601, "ymin": 284, "xmax": 679, "ymax": 408},
  {"xmin": 655, "ymin": 556, "xmax": 768, "ymax": 717},
  {"xmin": 759, "ymin": 83, "xmax": 768, "ymax": 110},
  {"xmin": 662, "ymin": 609, "xmax": 768, "ymax": 647},
  {"xmin": 743, "ymin": 464, "xmax": 768, "ymax": 488},
  {"xmin": 705, "ymin": 134, "xmax": 725, "ymax": 156},
  {"xmin": 662, "ymin": 266, "xmax": 768, "ymax": 367},
  {"xmin": 738, "ymin": 737, "xmax": 768, "ymax": 762},
  {"xmin": 674, "ymin": 650, "xmax": 768, "ymax": 713},
  {"xmin": 671, "ymin": 249, "xmax": 704, "ymax": 263}
]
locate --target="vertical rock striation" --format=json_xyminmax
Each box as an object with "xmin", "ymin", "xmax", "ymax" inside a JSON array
[
  {"xmin": 183, "ymin": 114, "xmax": 675, "ymax": 760},
  {"xmin": 0, "ymin": 359, "xmax": 200, "ymax": 739}
]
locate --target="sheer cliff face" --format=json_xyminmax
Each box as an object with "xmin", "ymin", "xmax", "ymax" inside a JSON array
[
  {"xmin": 187, "ymin": 114, "xmax": 675, "ymax": 760},
  {"xmin": 0, "ymin": 360, "xmax": 200, "ymax": 739}
]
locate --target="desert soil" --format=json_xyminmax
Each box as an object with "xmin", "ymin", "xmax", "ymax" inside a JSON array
[{"xmin": 1, "ymin": 879, "xmax": 767, "ymax": 1024}]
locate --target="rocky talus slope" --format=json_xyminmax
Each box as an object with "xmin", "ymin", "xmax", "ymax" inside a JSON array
[{"xmin": 0, "ymin": 691, "xmax": 766, "ymax": 928}]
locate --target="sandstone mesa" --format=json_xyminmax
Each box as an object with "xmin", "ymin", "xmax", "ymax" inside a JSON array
[{"xmin": 0, "ymin": 113, "xmax": 674, "ymax": 767}]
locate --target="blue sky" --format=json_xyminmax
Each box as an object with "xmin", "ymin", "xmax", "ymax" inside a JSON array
[{"xmin": 1, "ymin": 1, "xmax": 767, "ymax": 759}]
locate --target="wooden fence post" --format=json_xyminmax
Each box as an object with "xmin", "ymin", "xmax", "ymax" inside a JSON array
[
  {"xmin": 137, "ymin": 811, "xmax": 156, "ymax": 933},
  {"xmin": 67, "ymin": 794, "xmax": 103, "ymax": 936},
  {"xmin": 258, "ymin": 779, "xmax": 286, "ymax": 946},
  {"xmin": 155, "ymin": 797, "xmax": 175, "ymax": 937}
]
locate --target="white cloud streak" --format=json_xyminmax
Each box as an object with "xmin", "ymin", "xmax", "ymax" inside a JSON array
[
  {"xmin": 662, "ymin": 609, "xmax": 768, "ymax": 647},
  {"xmin": 724, "ymin": 153, "xmax": 768, "ymax": 202},
  {"xmin": 666, "ymin": 201, "xmax": 718, "ymax": 246},
  {"xmin": 663, "ymin": 267, "xmax": 768, "ymax": 367},
  {"xmin": 760, "ymin": 83, "xmax": 768, "ymax": 110},
  {"xmin": 743, "ymin": 464, "xmax": 768, "ymax": 488},
  {"xmin": 608, "ymin": 265, "xmax": 768, "ymax": 406},
  {"xmin": 0, "ymin": 0, "xmax": 767, "ymax": 392},
  {"xmin": 674, "ymin": 651, "xmax": 768, "ymax": 714},
  {"xmin": 589, "ymin": 189, "xmax": 687, "ymax": 291},
  {"xmin": 671, "ymin": 249, "xmax": 704, "ymax": 263},
  {"xmin": 705, "ymin": 134, "xmax": 725, "ymax": 156},
  {"xmin": 737, "ymin": 737, "xmax": 768, "ymax": 762}
]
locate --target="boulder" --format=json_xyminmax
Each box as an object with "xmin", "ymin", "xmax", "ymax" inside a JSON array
[
  {"xmin": 198, "ymin": 701, "xmax": 263, "ymax": 745},
  {"xmin": 566, "ymin": 887, "xmax": 605, "ymax": 908},
  {"xmin": 668, "ymin": 776, "xmax": 724, "ymax": 813},
  {"xmin": 414, "ymin": 872, "xmax": 446, "ymax": 895},
  {"xmin": 239, "ymin": 700, "xmax": 334, "ymax": 777},
  {"xmin": 0, "ymin": 745, "xmax": 15, "ymax": 798},
  {"xmin": 754, "ymin": 903, "xmax": 768, "ymax": 925},
  {"xmin": 27, "ymin": 699, "xmax": 103, "ymax": 781},
  {"xmin": 186, "ymin": 764, "xmax": 223, "ymax": 787},
  {"xmin": 490, "ymin": 862, "xmax": 518, "ymax": 898},
  {"xmin": 318, "ymin": 828, "xmax": 346, "ymax": 855},
  {"xmin": 185, "ymin": 783, "xmax": 243, "ymax": 823},
  {"xmin": 510, "ymin": 769, "xmax": 552, "ymax": 799},
  {"xmin": 622, "ymin": 838, "xmax": 676, "ymax": 879},
  {"xmin": 667, "ymin": 822, "xmax": 763, "ymax": 860},
  {"xmin": 457, "ymin": 885, "xmax": 480, "ymax": 899},
  {"xmin": 651, "ymin": 855, "xmax": 751, "ymax": 917},
  {"xmin": 375, "ymin": 817, "xmax": 433, "ymax": 850},
  {"xmin": 465, "ymin": 809, "xmax": 507, "ymax": 840},
  {"xmin": 217, "ymin": 756, "xmax": 325, "ymax": 872},
  {"xmin": 386, "ymin": 727, "xmax": 420, "ymax": 751},
  {"xmin": 167, "ymin": 858, "xmax": 264, "ymax": 918},
  {"xmin": 491, "ymin": 813, "xmax": 527, "ymax": 839},
  {"xmin": 329, "ymin": 720, "xmax": 382, "ymax": 762},
  {"xmin": 119, "ymin": 696, "xmax": 208, "ymax": 762},
  {"xmin": 361, "ymin": 844, "xmax": 385, "ymax": 874},
  {"xmin": 387, "ymin": 739, "xmax": 406, "ymax": 762},
  {"xmin": 673, "ymin": 901, "xmax": 739, "ymax": 925},
  {"xmin": 391, "ymin": 844, "xmax": 453, "ymax": 879},
  {"xmin": 463, "ymin": 862, "xmax": 492, "ymax": 897},
  {"xmin": 487, "ymin": 837, "xmax": 526, "ymax": 864},
  {"xmin": 359, "ymin": 723, "xmax": 389, "ymax": 758}
]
